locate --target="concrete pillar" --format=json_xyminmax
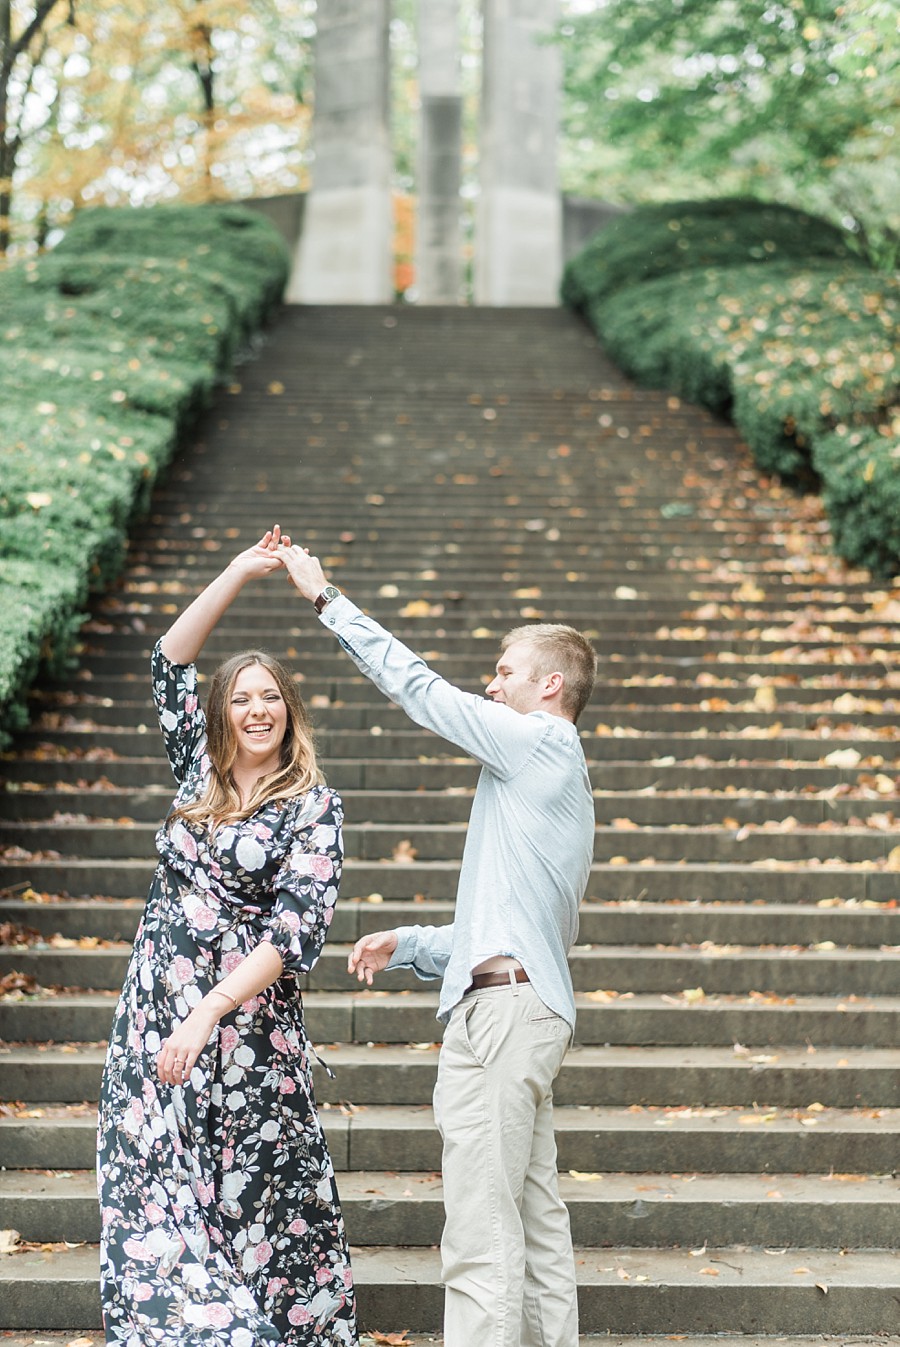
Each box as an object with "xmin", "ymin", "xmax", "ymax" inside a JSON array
[
  {"xmin": 287, "ymin": 0, "xmax": 392, "ymax": 304},
  {"xmin": 416, "ymin": 0, "xmax": 463, "ymax": 304},
  {"xmin": 475, "ymin": 0, "xmax": 562, "ymax": 306}
]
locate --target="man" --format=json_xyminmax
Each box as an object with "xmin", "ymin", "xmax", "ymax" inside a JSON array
[{"xmin": 281, "ymin": 542, "xmax": 597, "ymax": 1347}]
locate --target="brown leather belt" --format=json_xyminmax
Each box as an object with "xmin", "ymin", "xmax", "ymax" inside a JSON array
[{"xmin": 465, "ymin": 968, "xmax": 530, "ymax": 993}]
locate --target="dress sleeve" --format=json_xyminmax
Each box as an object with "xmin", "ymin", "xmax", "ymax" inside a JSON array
[
  {"xmin": 151, "ymin": 639, "xmax": 208, "ymax": 783},
  {"xmin": 264, "ymin": 789, "xmax": 344, "ymax": 974}
]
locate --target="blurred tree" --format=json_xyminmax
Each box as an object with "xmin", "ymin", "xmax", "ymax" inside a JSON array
[
  {"xmin": 4, "ymin": 0, "xmax": 314, "ymax": 253},
  {"xmin": 559, "ymin": 0, "xmax": 899, "ymax": 267},
  {"xmin": 0, "ymin": 0, "xmax": 76, "ymax": 253}
]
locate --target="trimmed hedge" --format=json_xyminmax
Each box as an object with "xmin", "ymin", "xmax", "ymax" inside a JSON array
[
  {"xmin": 0, "ymin": 203, "xmax": 290, "ymax": 746},
  {"xmin": 563, "ymin": 199, "xmax": 900, "ymax": 576}
]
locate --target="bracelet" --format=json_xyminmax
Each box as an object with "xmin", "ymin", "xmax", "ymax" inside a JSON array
[{"xmin": 209, "ymin": 987, "xmax": 239, "ymax": 1012}]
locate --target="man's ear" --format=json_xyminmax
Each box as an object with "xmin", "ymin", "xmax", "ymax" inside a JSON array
[{"xmin": 542, "ymin": 671, "xmax": 564, "ymax": 700}]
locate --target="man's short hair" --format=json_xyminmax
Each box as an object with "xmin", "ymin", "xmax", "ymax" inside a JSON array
[{"xmin": 501, "ymin": 624, "xmax": 598, "ymax": 723}]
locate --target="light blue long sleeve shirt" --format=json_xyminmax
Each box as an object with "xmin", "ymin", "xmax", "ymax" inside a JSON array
[{"xmin": 318, "ymin": 595, "xmax": 595, "ymax": 1029}]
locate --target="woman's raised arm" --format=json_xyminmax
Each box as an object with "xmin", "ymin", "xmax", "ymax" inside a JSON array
[{"xmin": 159, "ymin": 526, "xmax": 289, "ymax": 666}]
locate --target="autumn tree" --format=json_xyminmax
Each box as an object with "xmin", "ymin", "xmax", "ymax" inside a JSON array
[
  {"xmin": 0, "ymin": 0, "xmax": 80, "ymax": 253},
  {"xmin": 6, "ymin": 0, "xmax": 314, "ymax": 251},
  {"xmin": 558, "ymin": 0, "xmax": 900, "ymax": 267}
]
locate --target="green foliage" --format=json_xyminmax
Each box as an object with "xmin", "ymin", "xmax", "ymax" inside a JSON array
[
  {"xmin": 560, "ymin": 198, "xmax": 856, "ymax": 310},
  {"xmin": 0, "ymin": 202, "xmax": 290, "ymax": 746},
  {"xmin": 559, "ymin": 0, "xmax": 900, "ymax": 269},
  {"xmin": 563, "ymin": 199, "xmax": 900, "ymax": 575}
]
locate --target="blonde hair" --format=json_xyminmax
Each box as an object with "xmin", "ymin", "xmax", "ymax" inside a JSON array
[
  {"xmin": 171, "ymin": 650, "xmax": 322, "ymax": 829},
  {"xmin": 501, "ymin": 624, "xmax": 597, "ymax": 723}
]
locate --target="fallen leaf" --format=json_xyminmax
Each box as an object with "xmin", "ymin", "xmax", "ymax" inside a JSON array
[{"xmin": 392, "ymin": 840, "xmax": 418, "ymax": 863}]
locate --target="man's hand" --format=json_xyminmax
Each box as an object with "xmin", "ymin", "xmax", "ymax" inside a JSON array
[
  {"xmin": 348, "ymin": 930, "xmax": 399, "ymax": 986},
  {"xmin": 281, "ymin": 543, "xmax": 330, "ymax": 604}
]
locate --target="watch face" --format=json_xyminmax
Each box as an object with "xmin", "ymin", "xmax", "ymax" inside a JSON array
[{"xmin": 316, "ymin": 584, "xmax": 341, "ymax": 612}]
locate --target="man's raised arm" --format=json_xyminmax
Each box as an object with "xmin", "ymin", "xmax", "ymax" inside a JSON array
[{"xmin": 281, "ymin": 543, "xmax": 538, "ymax": 778}]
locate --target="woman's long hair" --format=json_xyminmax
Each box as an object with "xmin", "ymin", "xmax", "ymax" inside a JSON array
[{"xmin": 171, "ymin": 650, "xmax": 322, "ymax": 829}]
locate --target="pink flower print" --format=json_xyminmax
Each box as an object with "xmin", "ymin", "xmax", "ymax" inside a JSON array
[
  {"xmin": 254, "ymin": 1240, "xmax": 274, "ymax": 1267},
  {"xmin": 269, "ymin": 1028, "xmax": 290, "ymax": 1055},
  {"xmin": 324, "ymin": 906, "xmax": 334, "ymax": 926},
  {"xmin": 288, "ymin": 1306, "xmax": 313, "ymax": 1326},
  {"xmin": 133, "ymin": 1282, "xmax": 154, "ymax": 1302},
  {"xmin": 123, "ymin": 1238, "xmax": 154, "ymax": 1262},
  {"xmin": 292, "ymin": 851, "xmax": 334, "ymax": 881},
  {"xmin": 252, "ymin": 822, "xmax": 273, "ymax": 841},
  {"xmin": 144, "ymin": 1202, "xmax": 165, "ymax": 1225},
  {"xmin": 315, "ymin": 1267, "xmax": 333, "ymax": 1286},
  {"xmin": 171, "ymin": 821, "xmax": 198, "ymax": 861},
  {"xmin": 278, "ymin": 910, "xmax": 301, "ymax": 934},
  {"xmin": 193, "ymin": 904, "xmax": 218, "ymax": 931},
  {"xmin": 135, "ymin": 1009, "xmax": 146, "ymax": 1032},
  {"xmin": 206, "ymin": 1304, "xmax": 233, "ymax": 1328},
  {"xmin": 311, "ymin": 853, "xmax": 334, "ymax": 880},
  {"xmin": 222, "ymin": 1147, "xmax": 234, "ymax": 1171},
  {"xmin": 342, "ymin": 1265, "xmax": 354, "ymax": 1288},
  {"xmin": 196, "ymin": 1180, "xmax": 215, "ymax": 1207},
  {"xmin": 221, "ymin": 951, "xmax": 245, "ymax": 975},
  {"xmin": 288, "ymin": 1218, "xmax": 308, "ymax": 1235},
  {"xmin": 183, "ymin": 693, "xmax": 198, "ymax": 715},
  {"xmin": 172, "ymin": 956, "xmax": 194, "ymax": 985},
  {"xmin": 279, "ymin": 1078, "xmax": 296, "ymax": 1095},
  {"xmin": 219, "ymin": 1025, "xmax": 239, "ymax": 1055}
]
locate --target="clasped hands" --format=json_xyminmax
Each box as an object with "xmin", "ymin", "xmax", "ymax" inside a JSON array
[{"xmin": 230, "ymin": 524, "xmax": 330, "ymax": 604}]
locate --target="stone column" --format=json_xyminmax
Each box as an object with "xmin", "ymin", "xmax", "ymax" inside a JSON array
[
  {"xmin": 416, "ymin": 0, "xmax": 463, "ymax": 304},
  {"xmin": 475, "ymin": 0, "xmax": 562, "ymax": 306},
  {"xmin": 287, "ymin": 0, "xmax": 393, "ymax": 304}
]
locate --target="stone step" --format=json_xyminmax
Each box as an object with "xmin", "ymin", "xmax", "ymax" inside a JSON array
[
  {"xmin": 4, "ymin": 989, "xmax": 898, "ymax": 1050},
  {"xmin": 3, "ymin": 1169, "xmax": 897, "ymax": 1250},
  {"xmin": 3, "ymin": 895, "xmax": 896, "ymax": 949},
  {"xmin": 4, "ymin": 941, "xmax": 897, "ymax": 998},
  {"xmin": 4, "ymin": 1043, "xmax": 898, "ymax": 1108},
  {"xmin": 5, "ymin": 756, "xmax": 889, "ymax": 795},
  {"xmin": 39, "ymin": 656, "xmax": 900, "ymax": 699},
  {"xmin": 0, "ymin": 1338, "xmax": 890, "ymax": 1347},
  {"xmin": 3, "ymin": 1103, "xmax": 897, "ymax": 1176},
  {"xmin": 3, "ymin": 857, "xmax": 895, "ymax": 903},
  {"xmin": 1, "ymin": 1242, "xmax": 897, "ymax": 1334},
  {"xmin": 12, "ymin": 726, "xmax": 899, "ymax": 765},
  {"xmin": 4, "ymin": 818, "xmax": 898, "ymax": 866},
  {"xmin": 5, "ymin": 784, "xmax": 900, "ymax": 829}
]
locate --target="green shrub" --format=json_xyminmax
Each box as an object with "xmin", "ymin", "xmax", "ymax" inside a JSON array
[
  {"xmin": 561, "ymin": 197, "xmax": 858, "ymax": 312},
  {"xmin": 564, "ymin": 200, "xmax": 899, "ymax": 575},
  {"xmin": 0, "ymin": 203, "xmax": 290, "ymax": 746}
]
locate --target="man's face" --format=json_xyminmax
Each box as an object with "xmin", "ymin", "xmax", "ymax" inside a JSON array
[{"xmin": 485, "ymin": 640, "xmax": 545, "ymax": 715}]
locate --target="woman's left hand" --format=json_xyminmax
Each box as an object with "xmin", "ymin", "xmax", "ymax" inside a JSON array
[{"xmin": 156, "ymin": 1002, "xmax": 220, "ymax": 1087}]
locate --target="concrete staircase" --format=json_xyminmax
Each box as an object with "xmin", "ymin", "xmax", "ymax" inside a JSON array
[{"xmin": 1, "ymin": 305, "xmax": 898, "ymax": 1341}]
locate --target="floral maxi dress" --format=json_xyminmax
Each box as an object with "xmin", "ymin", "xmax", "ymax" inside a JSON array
[{"xmin": 97, "ymin": 643, "xmax": 357, "ymax": 1346}]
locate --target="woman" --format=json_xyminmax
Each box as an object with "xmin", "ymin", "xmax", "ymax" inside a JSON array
[{"xmin": 97, "ymin": 527, "xmax": 357, "ymax": 1346}]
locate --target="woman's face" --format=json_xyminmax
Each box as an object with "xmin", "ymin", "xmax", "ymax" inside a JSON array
[{"xmin": 229, "ymin": 663, "xmax": 288, "ymax": 774}]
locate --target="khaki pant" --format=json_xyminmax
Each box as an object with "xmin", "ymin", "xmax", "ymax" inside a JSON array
[{"xmin": 433, "ymin": 981, "xmax": 578, "ymax": 1347}]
